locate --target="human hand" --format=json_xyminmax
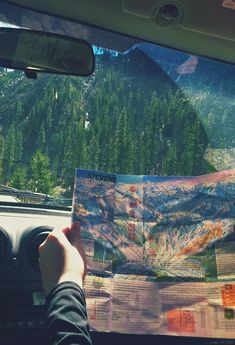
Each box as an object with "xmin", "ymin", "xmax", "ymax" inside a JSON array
[{"xmin": 39, "ymin": 223, "xmax": 86, "ymax": 295}]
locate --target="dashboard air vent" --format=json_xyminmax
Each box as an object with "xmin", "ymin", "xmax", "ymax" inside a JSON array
[{"xmin": 28, "ymin": 231, "xmax": 50, "ymax": 272}]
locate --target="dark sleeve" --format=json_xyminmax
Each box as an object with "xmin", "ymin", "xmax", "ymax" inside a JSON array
[{"xmin": 45, "ymin": 281, "xmax": 93, "ymax": 345}]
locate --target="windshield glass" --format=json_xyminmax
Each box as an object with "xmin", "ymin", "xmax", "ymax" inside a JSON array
[{"xmin": 0, "ymin": 2, "xmax": 234, "ymax": 208}]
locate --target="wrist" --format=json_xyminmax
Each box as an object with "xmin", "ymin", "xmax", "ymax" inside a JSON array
[{"xmin": 58, "ymin": 272, "xmax": 83, "ymax": 289}]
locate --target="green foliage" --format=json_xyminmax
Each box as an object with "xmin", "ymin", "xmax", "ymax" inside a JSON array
[
  {"xmin": 0, "ymin": 50, "xmax": 224, "ymax": 196},
  {"xmin": 114, "ymin": 108, "xmax": 132, "ymax": 174},
  {"xmin": 0, "ymin": 133, "xmax": 4, "ymax": 183},
  {"xmin": 9, "ymin": 166, "xmax": 27, "ymax": 190},
  {"xmin": 27, "ymin": 150, "xmax": 54, "ymax": 194}
]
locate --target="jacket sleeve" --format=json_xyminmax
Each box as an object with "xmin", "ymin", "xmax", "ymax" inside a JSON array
[{"xmin": 45, "ymin": 281, "xmax": 93, "ymax": 345}]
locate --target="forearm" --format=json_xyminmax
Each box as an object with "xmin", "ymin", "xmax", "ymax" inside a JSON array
[{"xmin": 45, "ymin": 282, "xmax": 92, "ymax": 345}]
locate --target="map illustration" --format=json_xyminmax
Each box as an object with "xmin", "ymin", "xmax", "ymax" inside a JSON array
[
  {"xmin": 72, "ymin": 168, "xmax": 235, "ymax": 338},
  {"xmin": 72, "ymin": 168, "xmax": 235, "ymax": 282}
]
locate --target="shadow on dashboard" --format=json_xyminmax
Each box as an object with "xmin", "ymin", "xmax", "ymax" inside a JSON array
[{"xmin": 91, "ymin": 332, "xmax": 228, "ymax": 345}]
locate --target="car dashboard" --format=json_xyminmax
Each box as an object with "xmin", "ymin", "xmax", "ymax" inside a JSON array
[{"xmin": 0, "ymin": 204, "xmax": 70, "ymax": 344}]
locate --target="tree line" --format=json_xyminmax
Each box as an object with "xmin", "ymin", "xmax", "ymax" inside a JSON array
[{"xmin": 0, "ymin": 48, "xmax": 230, "ymax": 198}]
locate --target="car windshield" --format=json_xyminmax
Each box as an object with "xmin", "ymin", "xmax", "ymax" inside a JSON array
[{"xmin": 0, "ymin": 2, "xmax": 234, "ymax": 208}]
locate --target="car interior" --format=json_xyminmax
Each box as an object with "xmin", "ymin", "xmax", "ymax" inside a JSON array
[{"xmin": 0, "ymin": 1, "xmax": 235, "ymax": 344}]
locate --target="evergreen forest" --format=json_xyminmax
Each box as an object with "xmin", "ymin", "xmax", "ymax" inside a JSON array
[{"xmin": 0, "ymin": 47, "xmax": 233, "ymax": 203}]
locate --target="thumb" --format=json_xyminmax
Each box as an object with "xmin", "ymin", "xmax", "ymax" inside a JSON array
[
  {"xmin": 68, "ymin": 222, "xmax": 82, "ymax": 247},
  {"xmin": 51, "ymin": 227, "xmax": 72, "ymax": 247}
]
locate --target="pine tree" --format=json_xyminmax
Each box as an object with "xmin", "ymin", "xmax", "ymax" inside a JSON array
[
  {"xmin": 37, "ymin": 124, "xmax": 46, "ymax": 151},
  {"xmin": 9, "ymin": 166, "xmax": 27, "ymax": 190},
  {"xmin": 87, "ymin": 128, "xmax": 100, "ymax": 170},
  {"xmin": 62, "ymin": 126, "xmax": 73, "ymax": 189},
  {"xmin": 163, "ymin": 145, "xmax": 177, "ymax": 175},
  {"xmin": 0, "ymin": 134, "xmax": 4, "ymax": 183},
  {"xmin": 3, "ymin": 122, "xmax": 17, "ymax": 182},
  {"xmin": 27, "ymin": 150, "xmax": 54, "ymax": 194},
  {"xmin": 114, "ymin": 108, "xmax": 132, "ymax": 174}
]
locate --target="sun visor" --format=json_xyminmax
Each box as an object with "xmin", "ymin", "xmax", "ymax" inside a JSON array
[
  {"xmin": 0, "ymin": 1, "xmax": 140, "ymax": 52},
  {"xmin": 122, "ymin": 0, "xmax": 158, "ymax": 18},
  {"xmin": 180, "ymin": 0, "xmax": 235, "ymax": 42},
  {"xmin": 123, "ymin": 0, "xmax": 235, "ymax": 42}
]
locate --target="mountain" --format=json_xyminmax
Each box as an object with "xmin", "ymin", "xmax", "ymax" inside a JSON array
[{"xmin": 0, "ymin": 46, "xmax": 221, "ymax": 196}]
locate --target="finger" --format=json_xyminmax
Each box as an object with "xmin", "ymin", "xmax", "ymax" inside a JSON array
[
  {"xmin": 38, "ymin": 237, "xmax": 48, "ymax": 253},
  {"xmin": 61, "ymin": 227, "xmax": 71, "ymax": 237},
  {"xmin": 39, "ymin": 242, "xmax": 45, "ymax": 254},
  {"xmin": 47, "ymin": 227, "xmax": 71, "ymax": 247},
  {"xmin": 71, "ymin": 222, "xmax": 81, "ymax": 234}
]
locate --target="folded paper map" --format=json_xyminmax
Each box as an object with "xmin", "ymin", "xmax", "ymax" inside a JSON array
[{"xmin": 72, "ymin": 168, "xmax": 235, "ymax": 338}]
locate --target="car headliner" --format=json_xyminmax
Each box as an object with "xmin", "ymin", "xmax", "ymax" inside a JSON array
[{"xmin": 2, "ymin": 0, "xmax": 235, "ymax": 65}]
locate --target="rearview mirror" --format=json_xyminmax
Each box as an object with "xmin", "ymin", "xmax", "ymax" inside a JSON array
[{"xmin": 0, "ymin": 28, "xmax": 95, "ymax": 77}]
